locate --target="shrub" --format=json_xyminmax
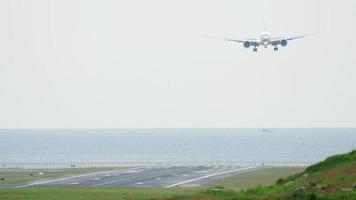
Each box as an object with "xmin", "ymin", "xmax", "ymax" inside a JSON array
[
  {"xmin": 276, "ymin": 178, "xmax": 285, "ymax": 185},
  {"xmin": 202, "ymin": 186, "xmax": 236, "ymax": 197}
]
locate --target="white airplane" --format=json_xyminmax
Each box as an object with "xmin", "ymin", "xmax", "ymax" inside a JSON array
[{"xmin": 214, "ymin": 31, "xmax": 323, "ymax": 52}]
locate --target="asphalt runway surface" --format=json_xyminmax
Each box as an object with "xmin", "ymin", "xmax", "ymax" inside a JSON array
[{"xmin": 1, "ymin": 166, "xmax": 259, "ymax": 188}]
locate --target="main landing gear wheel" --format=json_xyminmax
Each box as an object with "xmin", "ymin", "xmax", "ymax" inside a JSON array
[
  {"xmin": 253, "ymin": 47, "xmax": 258, "ymax": 52},
  {"xmin": 274, "ymin": 47, "xmax": 278, "ymax": 51}
]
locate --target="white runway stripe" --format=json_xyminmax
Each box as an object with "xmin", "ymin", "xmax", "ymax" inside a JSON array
[
  {"xmin": 165, "ymin": 166, "xmax": 258, "ymax": 188},
  {"xmin": 91, "ymin": 180, "xmax": 117, "ymax": 187}
]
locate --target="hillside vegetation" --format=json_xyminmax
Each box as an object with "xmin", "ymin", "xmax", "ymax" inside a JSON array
[{"xmin": 165, "ymin": 150, "xmax": 356, "ymax": 200}]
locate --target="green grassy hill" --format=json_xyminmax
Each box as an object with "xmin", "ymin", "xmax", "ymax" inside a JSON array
[{"xmin": 165, "ymin": 150, "xmax": 356, "ymax": 200}]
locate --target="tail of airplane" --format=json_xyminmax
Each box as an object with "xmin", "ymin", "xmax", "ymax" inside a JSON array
[{"xmin": 263, "ymin": 21, "xmax": 267, "ymax": 32}]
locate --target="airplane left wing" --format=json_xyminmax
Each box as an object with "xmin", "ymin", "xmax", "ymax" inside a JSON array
[
  {"xmin": 271, "ymin": 31, "xmax": 324, "ymax": 47},
  {"xmin": 272, "ymin": 31, "xmax": 324, "ymax": 42},
  {"xmin": 287, "ymin": 31, "xmax": 325, "ymax": 41}
]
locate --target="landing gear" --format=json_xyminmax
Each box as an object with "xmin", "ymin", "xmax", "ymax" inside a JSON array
[
  {"xmin": 253, "ymin": 47, "xmax": 258, "ymax": 52},
  {"xmin": 274, "ymin": 47, "xmax": 278, "ymax": 51}
]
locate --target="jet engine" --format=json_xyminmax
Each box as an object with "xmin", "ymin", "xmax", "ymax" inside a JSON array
[
  {"xmin": 243, "ymin": 41, "xmax": 251, "ymax": 48},
  {"xmin": 281, "ymin": 39, "xmax": 288, "ymax": 47}
]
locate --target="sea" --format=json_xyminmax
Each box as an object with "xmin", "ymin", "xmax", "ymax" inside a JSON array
[{"xmin": 0, "ymin": 128, "xmax": 355, "ymax": 164}]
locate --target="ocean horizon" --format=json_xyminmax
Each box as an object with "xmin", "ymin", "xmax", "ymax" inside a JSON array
[{"xmin": 1, "ymin": 128, "xmax": 355, "ymax": 164}]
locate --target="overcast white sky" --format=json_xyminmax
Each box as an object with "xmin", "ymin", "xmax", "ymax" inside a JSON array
[{"xmin": 0, "ymin": 0, "xmax": 355, "ymax": 128}]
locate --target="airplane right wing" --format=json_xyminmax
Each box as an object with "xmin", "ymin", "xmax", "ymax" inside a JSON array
[
  {"xmin": 208, "ymin": 36, "xmax": 259, "ymax": 47},
  {"xmin": 227, "ymin": 38, "xmax": 260, "ymax": 47}
]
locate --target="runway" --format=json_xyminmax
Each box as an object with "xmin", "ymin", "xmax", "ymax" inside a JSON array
[{"xmin": 1, "ymin": 166, "xmax": 259, "ymax": 188}]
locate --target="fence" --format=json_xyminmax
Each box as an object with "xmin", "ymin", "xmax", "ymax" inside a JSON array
[{"xmin": 0, "ymin": 161, "xmax": 315, "ymax": 169}]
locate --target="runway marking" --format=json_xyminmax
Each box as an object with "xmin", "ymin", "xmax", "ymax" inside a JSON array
[
  {"xmin": 91, "ymin": 180, "xmax": 117, "ymax": 187},
  {"xmin": 11, "ymin": 167, "xmax": 142, "ymax": 188},
  {"xmin": 123, "ymin": 170, "xmax": 141, "ymax": 173},
  {"xmin": 70, "ymin": 182, "xmax": 79, "ymax": 185},
  {"xmin": 135, "ymin": 182, "xmax": 144, "ymax": 185},
  {"xmin": 165, "ymin": 166, "xmax": 258, "ymax": 188},
  {"xmin": 193, "ymin": 170, "xmax": 209, "ymax": 173},
  {"xmin": 90, "ymin": 169, "xmax": 144, "ymax": 187}
]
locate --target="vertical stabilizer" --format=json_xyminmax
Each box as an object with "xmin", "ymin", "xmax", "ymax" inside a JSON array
[{"xmin": 263, "ymin": 21, "xmax": 267, "ymax": 32}]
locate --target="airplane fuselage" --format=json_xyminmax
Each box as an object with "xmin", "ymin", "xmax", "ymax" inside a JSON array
[{"xmin": 258, "ymin": 32, "xmax": 272, "ymax": 48}]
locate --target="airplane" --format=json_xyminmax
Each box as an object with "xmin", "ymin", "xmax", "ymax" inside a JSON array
[{"xmin": 212, "ymin": 31, "xmax": 323, "ymax": 52}]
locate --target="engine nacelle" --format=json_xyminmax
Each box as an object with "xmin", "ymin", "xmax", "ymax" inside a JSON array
[
  {"xmin": 281, "ymin": 39, "xmax": 288, "ymax": 47},
  {"xmin": 243, "ymin": 41, "xmax": 251, "ymax": 48}
]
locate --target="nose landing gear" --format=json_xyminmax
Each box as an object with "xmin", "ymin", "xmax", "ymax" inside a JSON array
[
  {"xmin": 253, "ymin": 47, "xmax": 258, "ymax": 52},
  {"xmin": 274, "ymin": 47, "xmax": 278, "ymax": 51}
]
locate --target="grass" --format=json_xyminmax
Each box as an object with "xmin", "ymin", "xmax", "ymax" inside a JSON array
[
  {"xmin": 0, "ymin": 187, "xmax": 196, "ymax": 200},
  {"xmin": 209, "ymin": 167, "xmax": 304, "ymax": 189},
  {"xmin": 276, "ymin": 150, "xmax": 356, "ymax": 186},
  {"xmin": 305, "ymin": 150, "xmax": 356, "ymax": 173}
]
